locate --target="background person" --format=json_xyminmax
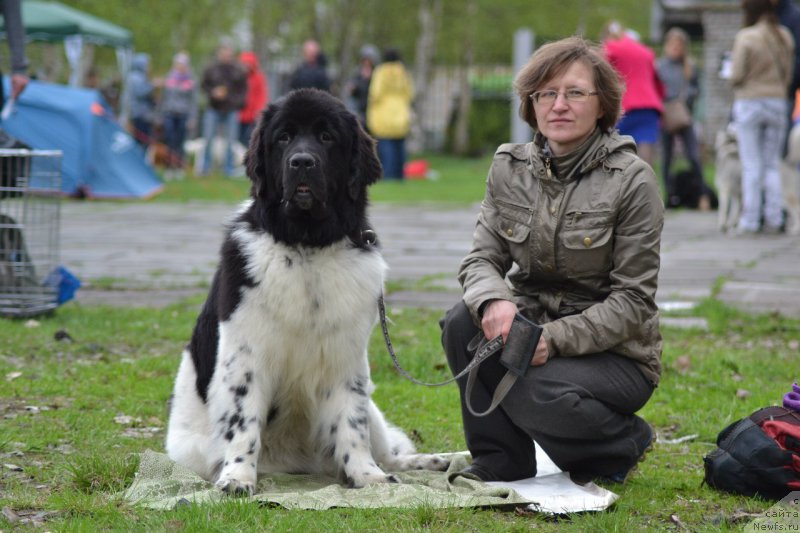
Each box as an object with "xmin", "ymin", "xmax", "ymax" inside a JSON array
[
  {"xmin": 730, "ymin": 0, "xmax": 795, "ymax": 234},
  {"xmin": 0, "ymin": 0, "xmax": 29, "ymax": 108},
  {"xmin": 289, "ymin": 40, "xmax": 331, "ymax": 92},
  {"xmin": 441, "ymin": 36, "xmax": 663, "ymax": 485},
  {"xmin": 367, "ymin": 48, "xmax": 414, "ymax": 180},
  {"xmin": 199, "ymin": 42, "xmax": 247, "ymax": 177},
  {"xmin": 158, "ymin": 51, "xmax": 198, "ymax": 178},
  {"xmin": 656, "ymin": 27, "xmax": 708, "ymax": 209},
  {"xmin": 346, "ymin": 44, "xmax": 379, "ymax": 130},
  {"xmin": 602, "ymin": 20, "xmax": 664, "ymax": 168},
  {"xmin": 126, "ymin": 53, "xmax": 159, "ymax": 148},
  {"xmin": 238, "ymin": 51, "xmax": 269, "ymax": 147}
]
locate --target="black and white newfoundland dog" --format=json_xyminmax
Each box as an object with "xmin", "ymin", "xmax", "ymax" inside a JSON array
[{"xmin": 165, "ymin": 89, "xmax": 449, "ymax": 495}]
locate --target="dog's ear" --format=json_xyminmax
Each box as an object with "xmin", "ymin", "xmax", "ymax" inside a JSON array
[
  {"xmin": 245, "ymin": 105, "xmax": 276, "ymax": 197},
  {"xmin": 349, "ymin": 121, "xmax": 383, "ymax": 201}
]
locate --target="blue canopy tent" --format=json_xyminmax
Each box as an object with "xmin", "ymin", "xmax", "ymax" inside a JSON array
[{"xmin": 2, "ymin": 80, "xmax": 163, "ymax": 198}]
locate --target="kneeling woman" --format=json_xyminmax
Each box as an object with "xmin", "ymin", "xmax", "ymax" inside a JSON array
[{"xmin": 441, "ymin": 36, "xmax": 663, "ymax": 484}]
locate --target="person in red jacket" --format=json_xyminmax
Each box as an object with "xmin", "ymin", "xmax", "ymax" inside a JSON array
[
  {"xmin": 238, "ymin": 51, "xmax": 269, "ymax": 147},
  {"xmin": 603, "ymin": 21, "xmax": 665, "ymax": 168}
]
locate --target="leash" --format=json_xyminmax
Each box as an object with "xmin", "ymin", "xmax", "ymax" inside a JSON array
[
  {"xmin": 365, "ymin": 228, "xmax": 525, "ymax": 417},
  {"xmin": 378, "ymin": 293, "xmax": 523, "ymax": 417}
]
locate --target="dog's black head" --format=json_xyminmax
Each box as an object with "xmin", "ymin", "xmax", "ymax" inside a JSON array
[{"xmin": 244, "ymin": 89, "xmax": 382, "ymax": 248}]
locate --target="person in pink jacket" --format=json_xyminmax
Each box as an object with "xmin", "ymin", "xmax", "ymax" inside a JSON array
[{"xmin": 603, "ymin": 21, "xmax": 665, "ymax": 168}]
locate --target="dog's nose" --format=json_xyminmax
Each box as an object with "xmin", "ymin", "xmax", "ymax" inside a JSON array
[{"xmin": 289, "ymin": 153, "xmax": 316, "ymax": 170}]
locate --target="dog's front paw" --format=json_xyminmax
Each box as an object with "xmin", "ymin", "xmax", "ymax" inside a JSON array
[
  {"xmin": 383, "ymin": 453, "xmax": 451, "ymax": 472},
  {"xmin": 346, "ymin": 471, "xmax": 401, "ymax": 488},
  {"xmin": 216, "ymin": 464, "xmax": 256, "ymax": 496},
  {"xmin": 216, "ymin": 476, "xmax": 255, "ymax": 496},
  {"xmin": 416, "ymin": 454, "xmax": 450, "ymax": 471}
]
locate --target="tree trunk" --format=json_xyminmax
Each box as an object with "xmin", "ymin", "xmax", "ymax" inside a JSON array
[
  {"xmin": 453, "ymin": 0, "xmax": 477, "ymax": 156},
  {"xmin": 410, "ymin": 0, "xmax": 441, "ymax": 152}
]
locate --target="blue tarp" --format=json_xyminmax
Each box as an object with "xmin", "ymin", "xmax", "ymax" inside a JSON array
[{"xmin": 1, "ymin": 80, "xmax": 162, "ymax": 198}]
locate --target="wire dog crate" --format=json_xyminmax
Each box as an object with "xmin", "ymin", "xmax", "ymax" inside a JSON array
[{"xmin": 0, "ymin": 149, "xmax": 63, "ymax": 317}]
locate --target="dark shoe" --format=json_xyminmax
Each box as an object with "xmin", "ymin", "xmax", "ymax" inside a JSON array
[
  {"xmin": 599, "ymin": 424, "xmax": 656, "ymax": 485},
  {"xmin": 570, "ymin": 424, "xmax": 656, "ymax": 486},
  {"xmin": 459, "ymin": 463, "xmax": 502, "ymax": 482}
]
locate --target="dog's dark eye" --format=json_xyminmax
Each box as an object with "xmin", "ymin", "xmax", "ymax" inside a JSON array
[
  {"xmin": 320, "ymin": 132, "xmax": 333, "ymax": 143},
  {"xmin": 277, "ymin": 132, "xmax": 291, "ymax": 143}
]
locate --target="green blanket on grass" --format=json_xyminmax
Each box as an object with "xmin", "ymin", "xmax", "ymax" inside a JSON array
[{"xmin": 123, "ymin": 450, "xmax": 532, "ymax": 511}]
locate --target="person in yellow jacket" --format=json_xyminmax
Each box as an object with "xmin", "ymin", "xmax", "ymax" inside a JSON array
[{"xmin": 367, "ymin": 48, "xmax": 414, "ymax": 179}]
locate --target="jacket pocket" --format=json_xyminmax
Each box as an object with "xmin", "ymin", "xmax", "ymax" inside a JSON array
[
  {"xmin": 494, "ymin": 200, "xmax": 531, "ymax": 240},
  {"xmin": 492, "ymin": 201, "xmax": 532, "ymax": 270},
  {"xmin": 559, "ymin": 210, "xmax": 614, "ymax": 276}
]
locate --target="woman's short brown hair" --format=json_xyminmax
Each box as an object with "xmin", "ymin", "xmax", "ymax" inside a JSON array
[{"xmin": 513, "ymin": 36, "xmax": 624, "ymax": 132}]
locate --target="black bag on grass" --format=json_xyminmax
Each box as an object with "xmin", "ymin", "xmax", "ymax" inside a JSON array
[{"xmin": 703, "ymin": 406, "xmax": 800, "ymax": 500}]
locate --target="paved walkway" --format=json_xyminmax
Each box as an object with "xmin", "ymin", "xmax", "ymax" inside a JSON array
[{"xmin": 60, "ymin": 201, "xmax": 800, "ymax": 318}]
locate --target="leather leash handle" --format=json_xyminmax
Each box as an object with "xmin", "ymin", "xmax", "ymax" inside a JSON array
[{"xmin": 465, "ymin": 367, "xmax": 519, "ymax": 417}]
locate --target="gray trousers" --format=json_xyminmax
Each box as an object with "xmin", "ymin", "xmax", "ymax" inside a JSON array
[{"xmin": 441, "ymin": 301, "xmax": 654, "ymax": 481}]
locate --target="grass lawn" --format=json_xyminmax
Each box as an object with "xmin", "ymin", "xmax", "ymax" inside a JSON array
[
  {"xmin": 1, "ymin": 295, "xmax": 798, "ymax": 531},
  {"xmin": 154, "ymin": 153, "xmax": 492, "ymax": 204}
]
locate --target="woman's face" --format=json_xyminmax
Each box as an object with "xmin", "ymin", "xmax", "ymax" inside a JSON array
[{"xmin": 533, "ymin": 60, "xmax": 603, "ymax": 156}]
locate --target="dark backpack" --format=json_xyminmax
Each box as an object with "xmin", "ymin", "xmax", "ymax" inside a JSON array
[{"xmin": 703, "ymin": 406, "xmax": 800, "ymax": 500}]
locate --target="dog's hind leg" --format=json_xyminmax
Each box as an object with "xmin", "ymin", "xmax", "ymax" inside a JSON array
[
  {"xmin": 367, "ymin": 400, "xmax": 451, "ymax": 473},
  {"xmin": 166, "ymin": 351, "xmax": 214, "ymax": 480}
]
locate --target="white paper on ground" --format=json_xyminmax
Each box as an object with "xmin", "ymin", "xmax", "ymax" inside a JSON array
[{"xmin": 486, "ymin": 442, "xmax": 619, "ymax": 515}]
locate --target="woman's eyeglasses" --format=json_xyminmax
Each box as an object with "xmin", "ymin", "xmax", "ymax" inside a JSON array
[{"xmin": 530, "ymin": 88, "xmax": 598, "ymax": 105}]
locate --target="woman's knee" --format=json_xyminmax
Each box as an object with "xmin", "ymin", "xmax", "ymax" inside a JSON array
[{"xmin": 440, "ymin": 301, "xmax": 479, "ymax": 366}]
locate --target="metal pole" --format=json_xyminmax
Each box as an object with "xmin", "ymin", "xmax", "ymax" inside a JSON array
[{"xmin": 511, "ymin": 29, "xmax": 534, "ymax": 144}]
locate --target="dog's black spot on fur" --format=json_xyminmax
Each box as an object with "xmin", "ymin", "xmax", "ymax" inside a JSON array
[
  {"xmin": 349, "ymin": 383, "xmax": 367, "ymax": 396},
  {"xmin": 391, "ymin": 446, "xmax": 400, "ymax": 456},
  {"xmin": 247, "ymin": 439, "xmax": 257, "ymax": 455},
  {"xmin": 346, "ymin": 476, "xmax": 356, "ymax": 488},
  {"xmin": 244, "ymin": 371, "xmax": 253, "ymax": 383},
  {"xmin": 232, "ymin": 384, "xmax": 249, "ymax": 397},
  {"xmin": 348, "ymin": 416, "xmax": 367, "ymax": 430},
  {"xmin": 285, "ymin": 255, "xmax": 293, "ymax": 267},
  {"xmin": 267, "ymin": 405, "xmax": 279, "ymax": 424},
  {"xmin": 235, "ymin": 456, "xmax": 244, "ymax": 463},
  {"xmin": 330, "ymin": 423, "xmax": 338, "ymax": 435},
  {"xmin": 343, "ymin": 453, "xmax": 350, "ymax": 464},
  {"xmin": 324, "ymin": 444, "xmax": 336, "ymax": 458},
  {"xmin": 225, "ymin": 430, "xmax": 235, "ymax": 441}
]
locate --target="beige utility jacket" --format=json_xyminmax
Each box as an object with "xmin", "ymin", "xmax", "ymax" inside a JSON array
[{"xmin": 459, "ymin": 129, "xmax": 664, "ymax": 385}]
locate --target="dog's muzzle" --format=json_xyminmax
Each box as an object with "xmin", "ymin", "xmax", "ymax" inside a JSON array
[{"xmin": 285, "ymin": 152, "xmax": 322, "ymax": 210}]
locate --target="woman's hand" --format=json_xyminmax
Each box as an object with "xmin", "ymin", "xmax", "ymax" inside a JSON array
[
  {"xmin": 531, "ymin": 335, "xmax": 549, "ymax": 366},
  {"xmin": 480, "ymin": 299, "xmax": 517, "ymax": 343},
  {"xmin": 482, "ymin": 299, "xmax": 549, "ymax": 366}
]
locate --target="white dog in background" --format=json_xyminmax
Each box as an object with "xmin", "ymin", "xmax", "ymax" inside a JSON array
[
  {"xmin": 781, "ymin": 125, "xmax": 800, "ymax": 235},
  {"xmin": 183, "ymin": 137, "xmax": 248, "ymax": 177},
  {"xmin": 714, "ymin": 125, "xmax": 742, "ymax": 233},
  {"xmin": 713, "ymin": 124, "xmax": 800, "ymax": 235}
]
